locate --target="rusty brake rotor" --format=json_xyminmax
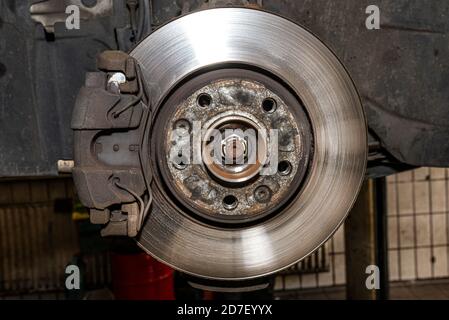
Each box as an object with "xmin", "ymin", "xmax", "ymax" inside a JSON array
[{"xmin": 131, "ymin": 8, "xmax": 367, "ymax": 280}]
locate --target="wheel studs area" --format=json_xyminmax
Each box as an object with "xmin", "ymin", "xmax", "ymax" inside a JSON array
[{"xmin": 157, "ymin": 74, "xmax": 311, "ymax": 223}]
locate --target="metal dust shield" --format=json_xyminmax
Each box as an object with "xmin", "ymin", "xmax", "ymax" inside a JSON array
[{"xmin": 129, "ymin": 8, "xmax": 367, "ymax": 280}]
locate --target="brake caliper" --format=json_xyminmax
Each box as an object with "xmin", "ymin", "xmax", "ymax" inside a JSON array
[{"xmin": 72, "ymin": 50, "xmax": 152, "ymax": 237}]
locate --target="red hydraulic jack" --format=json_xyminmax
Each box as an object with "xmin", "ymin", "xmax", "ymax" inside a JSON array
[{"xmin": 111, "ymin": 252, "xmax": 175, "ymax": 300}]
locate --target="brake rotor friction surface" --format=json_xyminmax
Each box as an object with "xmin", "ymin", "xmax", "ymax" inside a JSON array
[{"xmin": 132, "ymin": 8, "xmax": 367, "ymax": 280}]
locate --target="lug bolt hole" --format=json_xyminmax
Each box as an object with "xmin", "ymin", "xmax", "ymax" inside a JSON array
[
  {"xmin": 278, "ymin": 160, "xmax": 292, "ymax": 176},
  {"xmin": 223, "ymin": 195, "xmax": 238, "ymax": 210},
  {"xmin": 173, "ymin": 155, "xmax": 188, "ymax": 170},
  {"xmin": 262, "ymin": 98, "xmax": 277, "ymax": 113},
  {"xmin": 197, "ymin": 93, "xmax": 212, "ymax": 108}
]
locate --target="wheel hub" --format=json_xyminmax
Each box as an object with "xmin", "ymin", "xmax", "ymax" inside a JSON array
[
  {"xmin": 155, "ymin": 71, "xmax": 312, "ymax": 224},
  {"xmin": 203, "ymin": 114, "xmax": 264, "ymax": 184}
]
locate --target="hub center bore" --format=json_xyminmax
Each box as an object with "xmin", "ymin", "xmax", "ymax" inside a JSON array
[
  {"xmin": 222, "ymin": 135, "xmax": 246, "ymax": 164},
  {"xmin": 202, "ymin": 114, "xmax": 267, "ymax": 185}
]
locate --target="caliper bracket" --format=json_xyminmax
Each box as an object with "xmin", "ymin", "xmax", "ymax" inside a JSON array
[{"xmin": 72, "ymin": 50, "xmax": 152, "ymax": 237}]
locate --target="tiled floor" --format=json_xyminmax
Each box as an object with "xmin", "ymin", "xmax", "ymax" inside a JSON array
[
  {"xmin": 276, "ymin": 279, "xmax": 449, "ymax": 300},
  {"xmin": 388, "ymin": 168, "xmax": 449, "ymax": 281},
  {"xmin": 275, "ymin": 168, "xmax": 449, "ymax": 292}
]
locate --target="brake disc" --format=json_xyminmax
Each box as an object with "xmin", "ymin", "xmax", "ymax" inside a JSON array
[
  {"xmin": 72, "ymin": 8, "xmax": 367, "ymax": 281},
  {"xmin": 125, "ymin": 8, "xmax": 367, "ymax": 280}
]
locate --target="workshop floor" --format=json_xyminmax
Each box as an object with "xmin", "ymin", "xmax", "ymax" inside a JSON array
[
  {"xmin": 3, "ymin": 279, "xmax": 449, "ymax": 300},
  {"xmin": 275, "ymin": 279, "xmax": 449, "ymax": 300}
]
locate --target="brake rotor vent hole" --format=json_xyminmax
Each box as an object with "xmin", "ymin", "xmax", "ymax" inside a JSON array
[
  {"xmin": 262, "ymin": 98, "xmax": 277, "ymax": 113},
  {"xmin": 197, "ymin": 93, "xmax": 212, "ymax": 107},
  {"xmin": 223, "ymin": 195, "xmax": 238, "ymax": 210},
  {"xmin": 278, "ymin": 160, "xmax": 292, "ymax": 176}
]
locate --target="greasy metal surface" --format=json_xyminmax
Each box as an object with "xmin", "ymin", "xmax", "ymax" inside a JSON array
[
  {"xmin": 0, "ymin": 0, "xmax": 131, "ymax": 178},
  {"xmin": 159, "ymin": 77, "xmax": 307, "ymax": 222},
  {"xmin": 132, "ymin": 8, "xmax": 367, "ymax": 280},
  {"xmin": 30, "ymin": 0, "xmax": 114, "ymax": 33}
]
